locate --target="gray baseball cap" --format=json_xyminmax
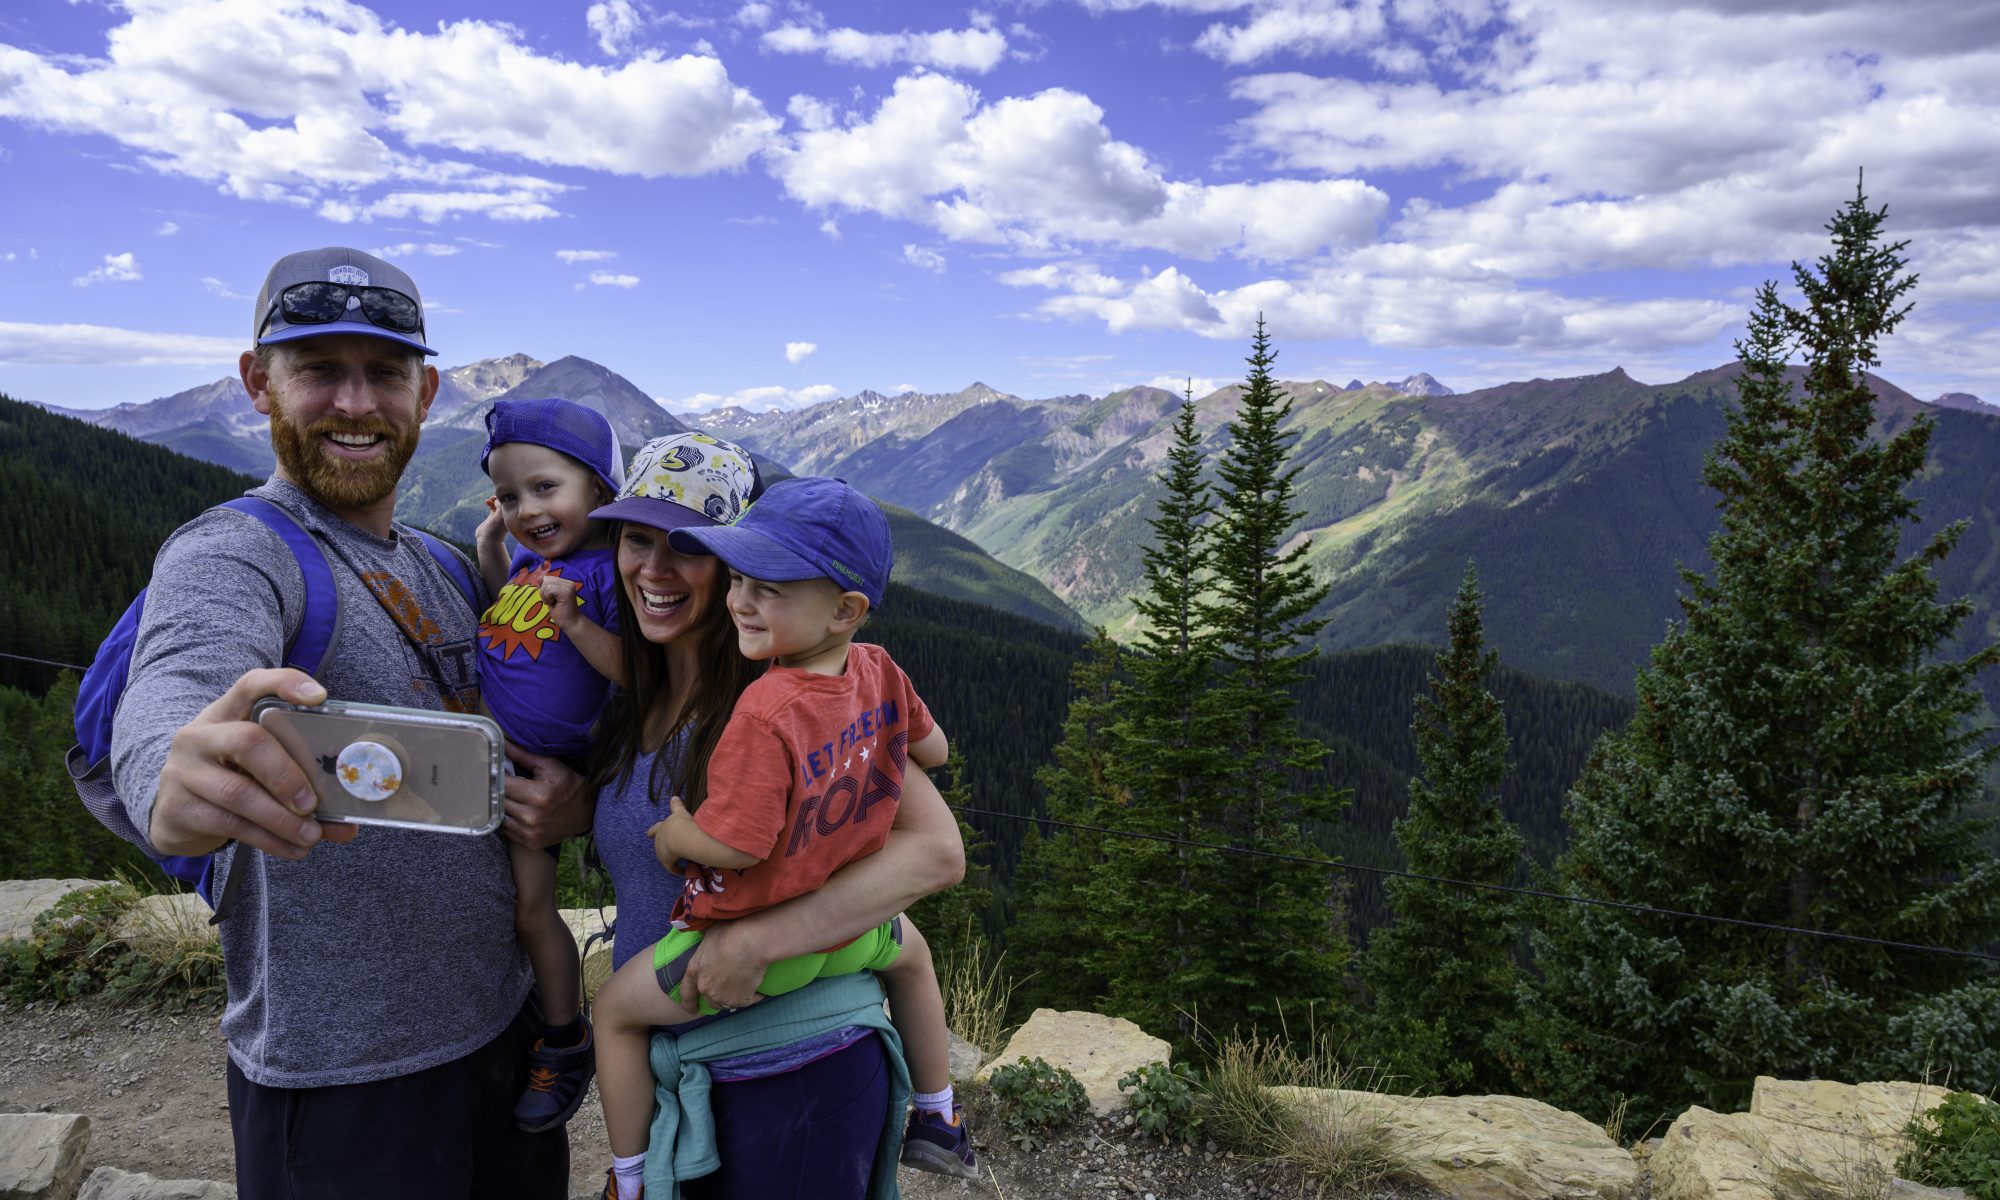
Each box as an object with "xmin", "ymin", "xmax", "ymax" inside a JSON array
[{"xmin": 252, "ymin": 246, "xmax": 435, "ymax": 356}]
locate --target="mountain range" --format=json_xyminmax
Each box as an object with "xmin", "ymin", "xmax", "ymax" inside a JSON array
[{"xmin": 45, "ymin": 359, "xmax": 2000, "ymax": 711}]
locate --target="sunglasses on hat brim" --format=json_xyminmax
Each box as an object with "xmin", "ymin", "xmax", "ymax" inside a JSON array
[{"xmin": 258, "ymin": 281, "xmax": 423, "ymax": 340}]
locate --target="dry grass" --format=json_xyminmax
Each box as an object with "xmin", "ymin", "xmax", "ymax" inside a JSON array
[
  {"xmin": 1196, "ymin": 1021, "xmax": 1407, "ymax": 1196},
  {"xmin": 938, "ymin": 928, "xmax": 1018, "ymax": 1059}
]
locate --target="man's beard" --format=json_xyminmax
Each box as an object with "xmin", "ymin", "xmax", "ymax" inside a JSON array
[{"xmin": 267, "ymin": 389, "xmax": 421, "ymax": 511}]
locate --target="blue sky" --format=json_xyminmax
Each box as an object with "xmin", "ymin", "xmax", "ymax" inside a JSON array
[{"xmin": 3, "ymin": 0, "xmax": 1997, "ymax": 413}]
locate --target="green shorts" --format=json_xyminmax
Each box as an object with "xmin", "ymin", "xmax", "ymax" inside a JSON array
[{"xmin": 651, "ymin": 916, "xmax": 903, "ymax": 1017}]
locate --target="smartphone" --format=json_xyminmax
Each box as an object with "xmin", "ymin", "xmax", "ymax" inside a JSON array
[{"xmin": 253, "ymin": 698, "xmax": 505, "ymax": 836}]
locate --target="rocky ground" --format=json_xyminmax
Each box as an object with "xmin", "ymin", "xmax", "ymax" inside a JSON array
[{"xmin": 0, "ymin": 995, "xmax": 1446, "ymax": 1199}]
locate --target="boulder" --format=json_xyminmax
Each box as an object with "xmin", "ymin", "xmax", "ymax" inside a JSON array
[
  {"xmin": 77, "ymin": 1168, "xmax": 234, "ymax": 1200},
  {"xmin": 0, "ymin": 881, "xmax": 101, "ymax": 943},
  {"xmin": 0, "ymin": 1112, "xmax": 90, "ymax": 1200},
  {"xmin": 112, "ymin": 895, "xmax": 215, "ymax": 957},
  {"xmin": 975, "ymin": 1009, "xmax": 1171, "ymax": 1115},
  {"xmin": 1274, "ymin": 1089, "xmax": 1638, "ymax": 1200},
  {"xmin": 558, "ymin": 907, "xmax": 615, "ymax": 1000},
  {"xmin": 1651, "ymin": 1077, "xmax": 1954, "ymax": 1200},
  {"xmin": 946, "ymin": 1029, "xmax": 984, "ymax": 1083}
]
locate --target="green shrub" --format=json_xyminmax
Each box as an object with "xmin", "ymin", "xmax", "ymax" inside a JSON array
[
  {"xmin": 1899, "ymin": 1092, "xmax": 2000, "ymax": 1200},
  {"xmin": 987, "ymin": 1056, "xmax": 1090, "ymax": 1150},
  {"xmin": 0, "ymin": 882, "xmax": 141, "ymax": 1004},
  {"xmin": 1119, "ymin": 1061, "xmax": 1202, "ymax": 1142},
  {"xmin": 0, "ymin": 881, "xmax": 222, "ymax": 1013}
]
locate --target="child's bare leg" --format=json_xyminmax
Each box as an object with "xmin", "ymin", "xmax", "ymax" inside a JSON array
[
  {"xmin": 510, "ymin": 841, "xmax": 578, "ymax": 1025},
  {"xmin": 878, "ymin": 915, "xmax": 951, "ymax": 1096},
  {"xmin": 593, "ymin": 941, "xmax": 721, "ymax": 1157}
]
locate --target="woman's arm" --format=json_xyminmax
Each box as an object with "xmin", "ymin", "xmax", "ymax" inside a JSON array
[{"xmin": 672, "ymin": 766, "xmax": 965, "ymax": 1013}]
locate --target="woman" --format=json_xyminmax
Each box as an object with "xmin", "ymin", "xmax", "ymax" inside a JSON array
[{"xmin": 561, "ymin": 432, "xmax": 964, "ymax": 1198}]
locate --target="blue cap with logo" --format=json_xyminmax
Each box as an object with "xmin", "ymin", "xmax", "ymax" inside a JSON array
[
  {"xmin": 480, "ymin": 398, "xmax": 624, "ymax": 498},
  {"xmin": 253, "ymin": 246, "xmax": 434, "ymax": 356},
  {"xmin": 670, "ymin": 476, "xmax": 893, "ymax": 609}
]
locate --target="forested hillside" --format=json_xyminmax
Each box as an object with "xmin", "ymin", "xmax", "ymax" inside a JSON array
[{"xmin": 0, "ymin": 393, "xmax": 261, "ymax": 693}]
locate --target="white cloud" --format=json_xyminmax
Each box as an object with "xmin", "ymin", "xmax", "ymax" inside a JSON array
[
  {"xmin": 763, "ymin": 20, "xmax": 1009, "ymax": 73},
  {"xmin": 678, "ymin": 382, "xmax": 842, "ymax": 412},
  {"xmin": 734, "ymin": 3, "xmax": 774, "ymax": 28},
  {"xmin": 558, "ymin": 249, "xmax": 619, "ymax": 263},
  {"xmin": 1023, "ymin": 261, "xmax": 1738, "ymax": 361},
  {"xmin": 0, "ymin": 320, "xmax": 241, "ymax": 366},
  {"xmin": 818, "ymin": 217, "xmax": 841, "ymax": 240},
  {"xmin": 155, "ymin": 221, "xmax": 179, "ymax": 236},
  {"xmin": 371, "ymin": 242, "xmax": 461, "ymax": 257},
  {"xmin": 0, "ymin": 1, "xmax": 777, "ymax": 225},
  {"xmin": 583, "ymin": 271, "xmax": 641, "ymax": 288},
  {"xmin": 902, "ymin": 244, "xmax": 946, "ymax": 273},
  {"xmin": 1193, "ymin": 0, "xmax": 1388, "ymax": 65},
  {"xmin": 587, "ymin": 0, "xmax": 647, "ymax": 57},
  {"xmin": 892, "ymin": 382, "xmax": 916, "ymax": 393},
  {"xmin": 1147, "ymin": 374, "xmax": 1222, "ymax": 397},
  {"xmin": 73, "ymin": 252, "xmax": 141, "ymax": 287},
  {"xmin": 771, "ymin": 74, "xmax": 1386, "ymax": 261},
  {"xmin": 202, "ymin": 276, "xmax": 245, "ymax": 299},
  {"xmin": 787, "ymin": 94, "xmax": 836, "ymax": 131},
  {"xmin": 785, "ymin": 340, "xmax": 818, "ymax": 364}
]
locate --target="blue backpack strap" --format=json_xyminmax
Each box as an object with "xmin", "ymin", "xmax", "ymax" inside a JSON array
[
  {"xmin": 413, "ymin": 529, "xmax": 483, "ymax": 616},
  {"xmin": 219, "ymin": 496, "xmax": 340, "ymax": 675}
]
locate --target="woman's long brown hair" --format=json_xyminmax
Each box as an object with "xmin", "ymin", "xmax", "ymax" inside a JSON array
[{"xmin": 588, "ymin": 520, "xmax": 763, "ymax": 808}]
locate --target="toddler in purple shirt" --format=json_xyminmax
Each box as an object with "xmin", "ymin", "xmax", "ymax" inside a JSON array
[{"xmin": 474, "ymin": 397, "xmax": 628, "ymax": 1134}]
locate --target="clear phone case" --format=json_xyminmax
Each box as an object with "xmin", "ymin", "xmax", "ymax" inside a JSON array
[{"xmin": 253, "ymin": 698, "xmax": 505, "ymax": 836}]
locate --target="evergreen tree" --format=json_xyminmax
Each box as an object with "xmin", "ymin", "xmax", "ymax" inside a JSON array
[
  {"xmin": 1361, "ymin": 563, "xmax": 1522, "ymax": 1092},
  {"xmin": 1509, "ymin": 179, "xmax": 2000, "ymax": 1123},
  {"xmin": 909, "ymin": 746, "xmax": 1000, "ymax": 970},
  {"xmin": 1006, "ymin": 631, "xmax": 1125, "ymax": 1015},
  {"xmin": 1100, "ymin": 385, "xmax": 1234, "ymax": 1041},
  {"xmin": 1204, "ymin": 319, "xmax": 1351, "ymax": 1036}
]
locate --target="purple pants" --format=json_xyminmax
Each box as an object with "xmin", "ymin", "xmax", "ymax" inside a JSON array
[{"xmin": 681, "ymin": 1034, "xmax": 891, "ymax": 1200}]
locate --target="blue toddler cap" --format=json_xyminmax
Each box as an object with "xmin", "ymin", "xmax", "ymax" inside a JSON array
[
  {"xmin": 481, "ymin": 398, "xmax": 624, "ymax": 497},
  {"xmin": 670, "ymin": 476, "xmax": 893, "ymax": 609}
]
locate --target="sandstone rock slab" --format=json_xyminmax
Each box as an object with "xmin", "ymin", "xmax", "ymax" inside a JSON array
[
  {"xmin": 0, "ymin": 881, "xmax": 101, "ymax": 943},
  {"xmin": 1651, "ymin": 1077, "xmax": 1955, "ymax": 1200},
  {"xmin": 77, "ymin": 1168, "xmax": 234, "ymax": 1200},
  {"xmin": 558, "ymin": 907, "xmax": 615, "ymax": 1001},
  {"xmin": 0, "ymin": 1112, "xmax": 90, "ymax": 1200},
  {"xmin": 1275, "ymin": 1088, "xmax": 1638, "ymax": 1200},
  {"xmin": 975, "ymin": 1009, "xmax": 1170, "ymax": 1115}
]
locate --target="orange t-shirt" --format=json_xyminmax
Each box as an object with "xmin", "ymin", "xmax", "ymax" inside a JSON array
[{"xmin": 673, "ymin": 642, "xmax": 935, "ymax": 930}]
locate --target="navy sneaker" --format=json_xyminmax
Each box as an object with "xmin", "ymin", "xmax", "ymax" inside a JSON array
[
  {"xmin": 900, "ymin": 1102, "xmax": 979, "ymax": 1179},
  {"xmin": 514, "ymin": 1021, "xmax": 595, "ymax": 1132}
]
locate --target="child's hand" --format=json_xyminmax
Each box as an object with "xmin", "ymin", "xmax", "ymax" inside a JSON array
[
  {"xmin": 477, "ymin": 497, "xmax": 507, "ymax": 547},
  {"xmin": 646, "ymin": 818, "xmax": 675, "ymax": 869},
  {"xmin": 540, "ymin": 574, "xmax": 585, "ymax": 630}
]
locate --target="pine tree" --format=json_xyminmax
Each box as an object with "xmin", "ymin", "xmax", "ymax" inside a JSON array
[
  {"xmin": 1510, "ymin": 178, "xmax": 2000, "ymax": 1123},
  {"xmin": 1006, "ymin": 631, "xmax": 1125, "ymax": 1015},
  {"xmin": 909, "ymin": 747, "xmax": 999, "ymax": 971},
  {"xmin": 1204, "ymin": 319, "xmax": 1350, "ymax": 1036},
  {"xmin": 1361, "ymin": 563, "xmax": 1522, "ymax": 1091},
  {"xmin": 1100, "ymin": 384, "xmax": 1234, "ymax": 1041}
]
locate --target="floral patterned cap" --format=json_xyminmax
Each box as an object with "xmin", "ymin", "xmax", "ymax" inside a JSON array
[{"xmin": 590, "ymin": 431, "xmax": 760, "ymax": 531}]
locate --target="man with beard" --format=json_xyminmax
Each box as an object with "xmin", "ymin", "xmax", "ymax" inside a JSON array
[{"xmin": 111, "ymin": 247, "xmax": 579, "ymax": 1199}]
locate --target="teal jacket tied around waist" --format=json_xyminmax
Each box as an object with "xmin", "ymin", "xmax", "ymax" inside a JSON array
[{"xmin": 644, "ymin": 971, "xmax": 911, "ymax": 1198}]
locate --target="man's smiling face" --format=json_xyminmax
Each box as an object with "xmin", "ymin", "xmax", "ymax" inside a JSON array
[{"xmin": 255, "ymin": 334, "xmax": 433, "ymax": 513}]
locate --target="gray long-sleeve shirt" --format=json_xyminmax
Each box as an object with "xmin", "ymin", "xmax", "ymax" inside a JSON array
[{"xmin": 112, "ymin": 478, "xmax": 531, "ymax": 1088}]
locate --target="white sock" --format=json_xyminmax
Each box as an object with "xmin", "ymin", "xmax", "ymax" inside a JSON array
[
  {"xmin": 613, "ymin": 1152, "xmax": 646, "ymax": 1200},
  {"xmin": 912, "ymin": 1084, "xmax": 954, "ymax": 1118}
]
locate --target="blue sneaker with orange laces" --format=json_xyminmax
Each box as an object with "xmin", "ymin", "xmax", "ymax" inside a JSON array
[
  {"xmin": 901, "ymin": 1102, "xmax": 979, "ymax": 1179},
  {"xmin": 514, "ymin": 1020, "xmax": 595, "ymax": 1132}
]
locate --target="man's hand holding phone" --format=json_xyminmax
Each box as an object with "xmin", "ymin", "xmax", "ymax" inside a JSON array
[{"xmin": 150, "ymin": 668, "xmax": 360, "ymax": 860}]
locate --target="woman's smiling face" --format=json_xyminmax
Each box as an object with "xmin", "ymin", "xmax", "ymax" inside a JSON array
[{"xmin": 617, "ymin": 522, "xmax": 721, "ymax": 645}]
